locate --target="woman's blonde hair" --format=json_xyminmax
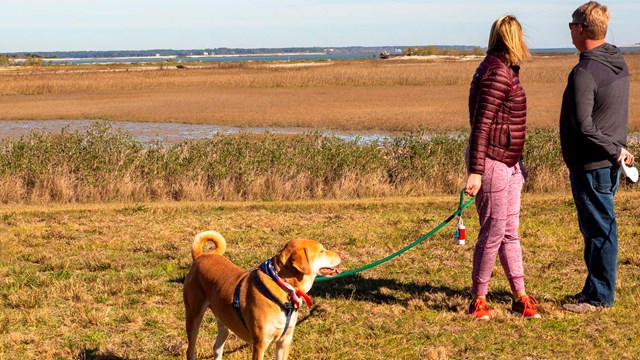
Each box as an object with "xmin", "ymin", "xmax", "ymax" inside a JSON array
[
  {"xmin": 572, "ymin": 1, "xmax": 609, "ymax": 40},
  {"xmin": 487, "ymin": 15, "xmax": 530, "ymax": 67}
]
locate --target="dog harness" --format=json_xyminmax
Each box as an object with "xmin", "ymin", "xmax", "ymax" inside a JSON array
[
  {"xmin": 232, "ymin": 259, "xmax": 312, "ymax": 339},
  {"xmin": 258, "ymin": 259, "xmax": 313, "ymax": 309},
  {"xmin": 232, "ymin": 274, "xmax": 250, "ymax": 331}
]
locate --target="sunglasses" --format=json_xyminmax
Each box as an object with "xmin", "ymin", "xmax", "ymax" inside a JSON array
[{"xmin": 568, "ymin": 22, "xmax": 588, "ymax": 29}]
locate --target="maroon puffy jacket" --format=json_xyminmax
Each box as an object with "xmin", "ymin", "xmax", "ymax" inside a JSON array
[{"xmin": 467, "ymin": 54, "xmax": 526, "ymax": 175}]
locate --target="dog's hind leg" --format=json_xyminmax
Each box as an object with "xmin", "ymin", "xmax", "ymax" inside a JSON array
[
  {"xmin": 185, "ymin": 294, "xmax": 208, "ymax": 360},
  {"xmin": 252, "ymin": 339, "xmax": 270, "ymax": 360},
  {"xmin": 212, "ymin": 318, "xmax": 230, "ymax": 360}
]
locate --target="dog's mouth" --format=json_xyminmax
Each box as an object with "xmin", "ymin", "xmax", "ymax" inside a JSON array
[{"xmin": 319, "ymin": 267, "xmax": 340, "ymax": 276}]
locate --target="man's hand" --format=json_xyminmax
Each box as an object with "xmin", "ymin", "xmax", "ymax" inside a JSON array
[
  {"xmin": 617, "ymin": 148, "xmax": 635, "ymax": 166},
  {"xmin": 465, "ymin": 173, "xmax": 482, "ymax": 196}
]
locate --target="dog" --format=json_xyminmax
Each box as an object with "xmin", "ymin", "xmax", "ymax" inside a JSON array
[{"xmin": 183, "ymin": 230, "xmax": 342, "ymax": 360}]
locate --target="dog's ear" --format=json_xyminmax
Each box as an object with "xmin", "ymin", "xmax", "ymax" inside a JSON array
[{"xmin": 290, "ymin": 247, "xmax": 311, "ymax": 275}]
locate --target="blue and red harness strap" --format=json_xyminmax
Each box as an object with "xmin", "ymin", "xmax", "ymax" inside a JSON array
[
  {"xmin": 258, "ymin": 259, "xmax": 313, "ymax": 308},
  {"xmin": 232, "ymin": 267, "xmax": 300, "ymax": 338}
]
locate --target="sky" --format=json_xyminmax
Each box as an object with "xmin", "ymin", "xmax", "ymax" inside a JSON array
[{"xmin": 1, "ymin": 0, "xmax": 638, "ymax": 53}]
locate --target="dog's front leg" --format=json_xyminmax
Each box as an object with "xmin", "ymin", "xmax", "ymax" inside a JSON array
[
  {"xmin": 213, "ymin": 318, "xmax": 230, "ymax": 360},
  {"xmin": 274, "ymin": 333, "xmax": 294, "ymax": 360}
]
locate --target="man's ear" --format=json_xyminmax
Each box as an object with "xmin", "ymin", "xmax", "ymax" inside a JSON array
[{"xmin": 290, "ymin": 247, "xmax": 311, "ymax": 275}]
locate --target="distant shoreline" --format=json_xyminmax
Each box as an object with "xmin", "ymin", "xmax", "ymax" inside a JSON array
[
  {"xmin": 47, "ymin": 47, "xmax": 640, "ymax": 60},
  {"xmin": 46, "ymin": 52, "xmax": 328, "ymax": 62}
]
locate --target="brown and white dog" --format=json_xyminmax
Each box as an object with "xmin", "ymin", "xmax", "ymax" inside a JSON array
[{"xmin": 183, "ymin": 230, "xmax": 342, "ymax": 360}]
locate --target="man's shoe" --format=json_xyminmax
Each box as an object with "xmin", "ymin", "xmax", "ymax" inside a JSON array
[
  {"xmin": 512, "ymin": 295, "xmax": 541, "ymax": 318},
  {"xmin": 563, "ymin": 292, "xmax": 587, "ymax": 303},
  {"xmin": 469, "ymin": 298, "xmax": 491, "ymax": 320},
  {"xmin": 562, "ymin": 302, "xmax": 597, "ymax": 313}
]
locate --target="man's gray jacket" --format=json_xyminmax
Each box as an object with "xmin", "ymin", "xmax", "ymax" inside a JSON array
[{"xmin": 559, "ymin": 43, "xmax": 630, "ymax": 172}]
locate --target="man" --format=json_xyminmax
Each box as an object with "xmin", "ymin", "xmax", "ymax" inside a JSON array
[{"xmin": 560, "ymin": 1, "xmax": 634, "ymax": 313}]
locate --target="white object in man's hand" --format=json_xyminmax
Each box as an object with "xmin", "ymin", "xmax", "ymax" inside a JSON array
[{"xmin": 621, "ymin": 156, "xmax": 638, "ymax": 183}]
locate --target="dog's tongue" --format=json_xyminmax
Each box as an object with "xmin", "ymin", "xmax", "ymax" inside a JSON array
[{"xmin": 319, "ymin": 267, "xmax": 340, "ymax": 276}]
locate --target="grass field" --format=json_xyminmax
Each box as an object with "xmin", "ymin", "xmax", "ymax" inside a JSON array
[
  {"xmin": 1, "ymin": 194, "xmax": 640, "ymax": 359},
  {"xmin": 0, "ymin": 54, "xmax": 639, "ymax": 131}
]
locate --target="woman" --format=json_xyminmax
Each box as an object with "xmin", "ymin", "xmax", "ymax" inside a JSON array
[{"xmin": 465, "ymin": 15, "xmax": 540, "ymax": 319}]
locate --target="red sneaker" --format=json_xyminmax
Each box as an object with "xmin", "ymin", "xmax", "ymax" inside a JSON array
[
  {"xmin": 512, "ymin": 295, "xmax": 541, "ymax": 318},
  {"xmin": 469, "ymin": 298, "xmax": 491, "ymax": 320}
]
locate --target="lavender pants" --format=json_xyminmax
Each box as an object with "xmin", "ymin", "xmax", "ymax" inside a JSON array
[{"xmin": 471, "ymin": 157, "xmax": 526, "ymax": 296}]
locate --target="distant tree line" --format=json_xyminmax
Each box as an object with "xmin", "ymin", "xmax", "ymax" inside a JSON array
[{"xmin": 3, "ymin": 47, "xmax": 358, "ymax": 59}]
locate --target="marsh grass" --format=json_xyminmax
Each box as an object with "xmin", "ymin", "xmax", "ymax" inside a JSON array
[
  {"xmin": 3, "ymin": 123, "xmax": 636, "ymax": 204},
  {"xmin": 1, "ymin": 54, "xmax": 638, "ymax": 130},
  {"xmin": 1, "ymin": 194, "xmax": 639, "ymax": 359}
]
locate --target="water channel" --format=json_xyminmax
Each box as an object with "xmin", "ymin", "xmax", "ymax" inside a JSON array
[
  {"xmin": 0, "ymin": 120, "xmax": 399, "ymax": 145},
  {"xmin": 3, "ymin": 120, "xmax": 636, "ymax": 146}
]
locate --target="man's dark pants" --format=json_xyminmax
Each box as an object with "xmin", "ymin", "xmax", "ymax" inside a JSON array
[{"xmin": 570, "ymin": 166, "xmax": 621, "ymax": 307}]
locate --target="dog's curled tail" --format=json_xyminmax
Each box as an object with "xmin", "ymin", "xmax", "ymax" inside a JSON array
[{"xmin": 192, "ymin": 230, "xmax": 227, "ymax": 260}]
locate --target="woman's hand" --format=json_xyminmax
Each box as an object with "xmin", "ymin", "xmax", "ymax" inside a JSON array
[{"xmin": 465, "ymin": 173, "xmax": 482, "ymax": 196}]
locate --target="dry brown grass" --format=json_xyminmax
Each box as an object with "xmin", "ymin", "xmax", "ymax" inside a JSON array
[
  {"xmin": 2, "ymin": 194, "xmax": 640, "ymax": 359},
  {"xmin": 0, "ymin": 54, "xmax": 638, "ymax": 131}
]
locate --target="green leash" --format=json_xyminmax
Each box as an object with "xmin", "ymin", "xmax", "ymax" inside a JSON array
[{"xmin": 316, "ymin": 189, "xmax": 475, "ymax": 282}]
